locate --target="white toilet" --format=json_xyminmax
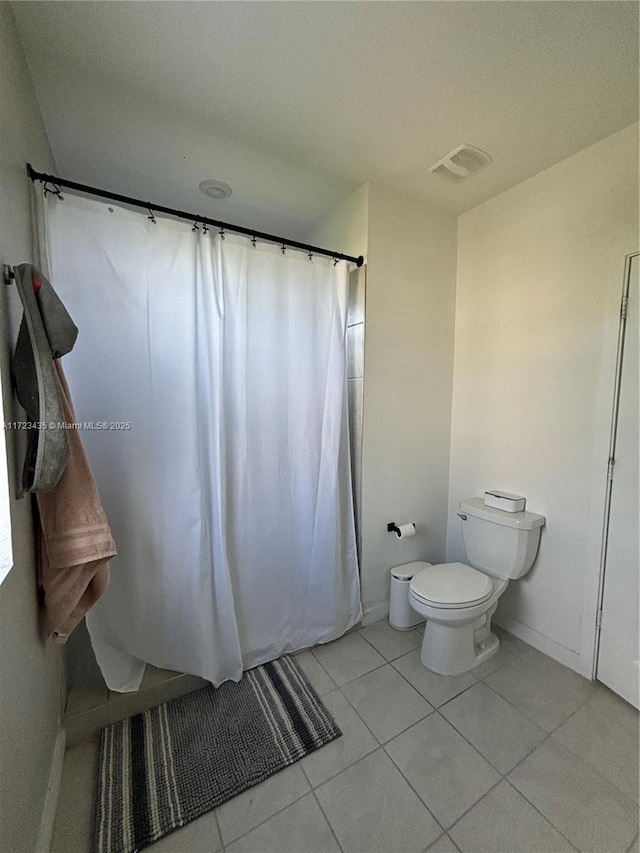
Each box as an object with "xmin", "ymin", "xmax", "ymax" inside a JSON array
[{"xmin": 408, "ymin": 498, "xmax": 545, "ymax": 676}]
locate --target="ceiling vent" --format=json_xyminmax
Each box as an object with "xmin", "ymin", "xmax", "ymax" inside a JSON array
[{"xmin": 429, "ymin": 144, "xmax": 492, "ymax": 183}]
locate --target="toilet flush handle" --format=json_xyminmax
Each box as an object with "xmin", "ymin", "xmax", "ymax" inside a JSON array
[{"xmin": 457, "ymin": 512, "xmax": 468, "ymax": 521}]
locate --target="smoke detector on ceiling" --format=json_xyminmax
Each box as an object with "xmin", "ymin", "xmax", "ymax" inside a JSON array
[
  {"xmin": 199, "ymin": 179, "xmax": 233, "ymax": 200},
  {"xmin": 429, "ymin": 144, "xmax": 492, "ymax": 183}
]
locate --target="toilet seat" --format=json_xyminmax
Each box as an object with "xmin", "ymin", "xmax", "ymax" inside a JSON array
[{"xmin": 410, "ymin": 562, "xmax": 493, "ymax": 609}]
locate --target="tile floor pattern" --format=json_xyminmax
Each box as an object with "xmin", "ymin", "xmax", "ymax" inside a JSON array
[{"xmin": 52, "ymin": 622, "xmax": 639, "ymax": 853}]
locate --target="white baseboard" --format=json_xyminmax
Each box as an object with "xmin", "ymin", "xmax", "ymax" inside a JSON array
[
  {"xmin": 362, "ymin": 601, "xmax": 389, "ymax": 626},
  {"xmin": 35, "ymin": 726, "xmax": 66, "ymax": 853},
  {"xmin": 494, "ymin": 614, "xmax": 583, "ymax": 675}
]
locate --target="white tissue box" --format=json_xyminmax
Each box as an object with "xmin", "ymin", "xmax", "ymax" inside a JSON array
[{"xmin": 484, "ymin": 491, "xmax": 526, "ymax": 513}]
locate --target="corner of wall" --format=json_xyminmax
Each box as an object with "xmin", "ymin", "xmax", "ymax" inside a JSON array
[{"xmin": 305, "ymin": 181, "xmax": 370, "ymax": 261}]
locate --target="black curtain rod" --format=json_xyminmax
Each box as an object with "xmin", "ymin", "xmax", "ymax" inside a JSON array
[{"xmin": 26, "ymin": 164, "xmax": 364, "ymax": 268}]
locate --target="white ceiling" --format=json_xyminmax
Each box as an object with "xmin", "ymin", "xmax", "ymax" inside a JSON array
[{"xmin": 12, "ymin": 1, "xmax": 639, "ymax": 242}]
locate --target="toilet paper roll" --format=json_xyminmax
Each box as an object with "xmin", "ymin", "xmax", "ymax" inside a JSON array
[{"xmin": 395, "ymin": 523, "xmax": 416, "ymax": 539}]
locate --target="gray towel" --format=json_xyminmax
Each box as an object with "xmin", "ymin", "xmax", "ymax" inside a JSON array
[{"xmin": 12, "ymin": 264, "xmax": 78, "ymax": 493}]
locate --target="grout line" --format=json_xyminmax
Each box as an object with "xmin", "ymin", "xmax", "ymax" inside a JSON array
[
  {"xmin": 303, "ymin": 744, "xmax": 408, "ymax": 851},
  {"xmin": 544, "ymin": 734, "xmax": 639, "ymax": 810},
  {"xmin": 430, "ymin": 697, "xmax": 562, "ymax": 833},
  {"xmin": 213, "ymin": 806, "xmax": 223, "ymax": 852},
  {"xmin": 419, "ymin": 836, "xmax": 458, "ymax": 853},
  {"xmin": 500, "ymin": 723, "xmax": 622, "ymax": 851},
  {"xmin": 309, "ymin": 738, "xmax": 443, "ymax": 848},
  {"xmin": 439, "ymin": 774, "xmax": 505, "ymax": 834},
  {"xmin": 332, "ymin": 685, "xmax": 388, "ymax": 746},
  {"xmin": 502, "ymin": 729, "xmax": 554, "ymax": 778},
  {"xmin": 215, "ymin": 769, "xmax": 312, "ymax": 848},
  {"xmin": 434, "ymin": 703, "xmax": 541, "ymax": 778},
  {"xmin": 293, "ymin": 690, "xmax": 378, "ymax": 791},
  {"xmin": 442, "ymin": 748, "xmax": 580, "ymax": 853},
  {"xmin": 307, "ymin": 741, "xmax": 387, "ymax": 792},
  {"xmin": 309, "ymin": 654, "xmax": 390, "ymax": 691},
  {"xmin": 354, "ymin": 628, "xmax": 483, "ymax": 709},
  {"xmin": 453, "ymin": 661, "xmax": 593, "ymax": 849},
  {"xmin": 392, "ymin": 662, "xmax": 478, "ymax": 711},
  {"xmin": 304, "ymin": 647, "xmax": 339, "ymax": 690},
  {"xmin": 364, "ymin": 663, "xmax": 439, "ymax": 717},
  {"xmin": 381, "ymin": 743, "xmax": 447, "ymax": 835},
  {"xmin": 499, "ymin": 777, "xmax": 581, "ymax": 852},
  {"xmin": 548, "ymin": 701, "xmax": 640, "ymax": 804},
  {"xmin": 339, "ymin": 670, "xmax": 435, "ymax": 742},
  {"xmin": 356, "ymin": 626, "xmax": 423, "ymax": 662},
  {"xmin": 477, "ymin": 661, "xmax": 592, "ymax": 735},
  {"xmin": 309, "ymin": 786, "xmax": 345, "ymax": 853},
  {"xmin": 311, "ymin": 632, "xmax": 484, "ymax": 713}
]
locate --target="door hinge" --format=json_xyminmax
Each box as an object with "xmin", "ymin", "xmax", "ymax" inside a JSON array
[
  {"xmin": 607, "ymin": 458, "xmax": 615, "ymax": 480},
  {"xmin": 621, "ymin": 295, "xmax": 628, "ymax": 319},
  {"xmin": 596, "ymin": 610, "xmax": 603, "ymax": 629}
]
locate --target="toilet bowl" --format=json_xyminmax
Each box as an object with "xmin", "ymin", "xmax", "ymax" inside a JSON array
[
  {"xmin": 408, "ymin": 498, "xmax": 545, "ymax": 676},
  {"xmin": 409, "ymin": 562, "xmax": 508, "ymax": 675}
]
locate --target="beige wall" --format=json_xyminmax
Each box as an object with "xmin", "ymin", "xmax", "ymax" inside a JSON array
[
  {"xmin": 447, "ymin": 123, "xmax": 639, "ymax": 674},
  {"xmin": 0, "ymin": 4, "xmax": 66, "ymax": 850},
  {"xmin": 309, "ymin": 182, "xmax": 369, "ymax": 262},
  {"xmin": 308, "ymin": 183, "xmax": 458, "ymax": 620},
  {"xmin": 361, "ymin": 184, "xmax": 457, "ymax": 619}
]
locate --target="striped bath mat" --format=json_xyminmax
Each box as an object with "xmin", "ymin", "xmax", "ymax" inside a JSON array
[{"xmin": 93, "ymin": 655, "xmax": 341, "ymax": 853}]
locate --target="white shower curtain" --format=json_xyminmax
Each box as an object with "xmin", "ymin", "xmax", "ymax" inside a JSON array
[{"xmin": 46, "ymin": 192, "xmax": 361, "ymax": 691}]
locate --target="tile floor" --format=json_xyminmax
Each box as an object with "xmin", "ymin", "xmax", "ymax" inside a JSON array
[{"xmin": 52, "ymin": 622, "xmax": 639, "ymax": 853}]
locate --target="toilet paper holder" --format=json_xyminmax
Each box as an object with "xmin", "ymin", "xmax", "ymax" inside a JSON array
[{"xmin": 387, "ymin": 521, "xmax": 416, "ymax": 538}]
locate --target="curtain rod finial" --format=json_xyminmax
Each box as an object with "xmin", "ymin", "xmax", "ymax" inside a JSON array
[{"xmin": 356, "ymin": 256, "xmax": 364, "ymax": 268}]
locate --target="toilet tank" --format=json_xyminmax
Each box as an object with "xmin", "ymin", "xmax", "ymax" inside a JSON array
[{"xmin": 459, "ymin": 498, "xmax": 545, "ymax": 580}]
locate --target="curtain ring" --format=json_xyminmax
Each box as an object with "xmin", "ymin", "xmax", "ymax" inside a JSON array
[
  {"xmin": 308, "ymin": 250, "xmax": 313, "ymax": 261},
  {"xmin": 333, "ymin": 256, "xmax": 339, "ymax": 266},
  {"xmin": 251, "ymin": 236, "xmax": 257, "ymax": 248},
  {"xmin": 147, "ymin": 207, "xmax": 156, "ymax": 224},
  {"xmin": 218, "ymin": 227, "xmax": 225, "ymax": 240},
  {"xmin": 192, "ymin": 220, "xmax": 200, "ymax": 232},
  {"xmin": 281, "ymin": 243, "xmax": 287, "ymax": 255},
  {"xmin": 202, "ymin": 223, "xmax": 209, "ymax": 234},
  {"xmin": 43, "ymin": 181, "xmax": 64, "ymax": 200}
]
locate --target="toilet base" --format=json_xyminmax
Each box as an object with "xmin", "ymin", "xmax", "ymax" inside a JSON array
[{"xmin": 420, "ymin": 619, "xmax": 500, "ymax": 676}]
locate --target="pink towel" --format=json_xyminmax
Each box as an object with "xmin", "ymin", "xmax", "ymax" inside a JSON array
[{"xmin": 36, "ymin": 362, "xmax": 116, "ymax": 642}]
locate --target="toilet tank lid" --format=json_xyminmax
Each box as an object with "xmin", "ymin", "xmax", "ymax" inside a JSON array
[
  {"xmin": 461, "ymin": 498, "xmax": 545, "ymax": 530},
  {"xmin": 391, "ymin": 561, "xmax": 432, "ymax": 580}
]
